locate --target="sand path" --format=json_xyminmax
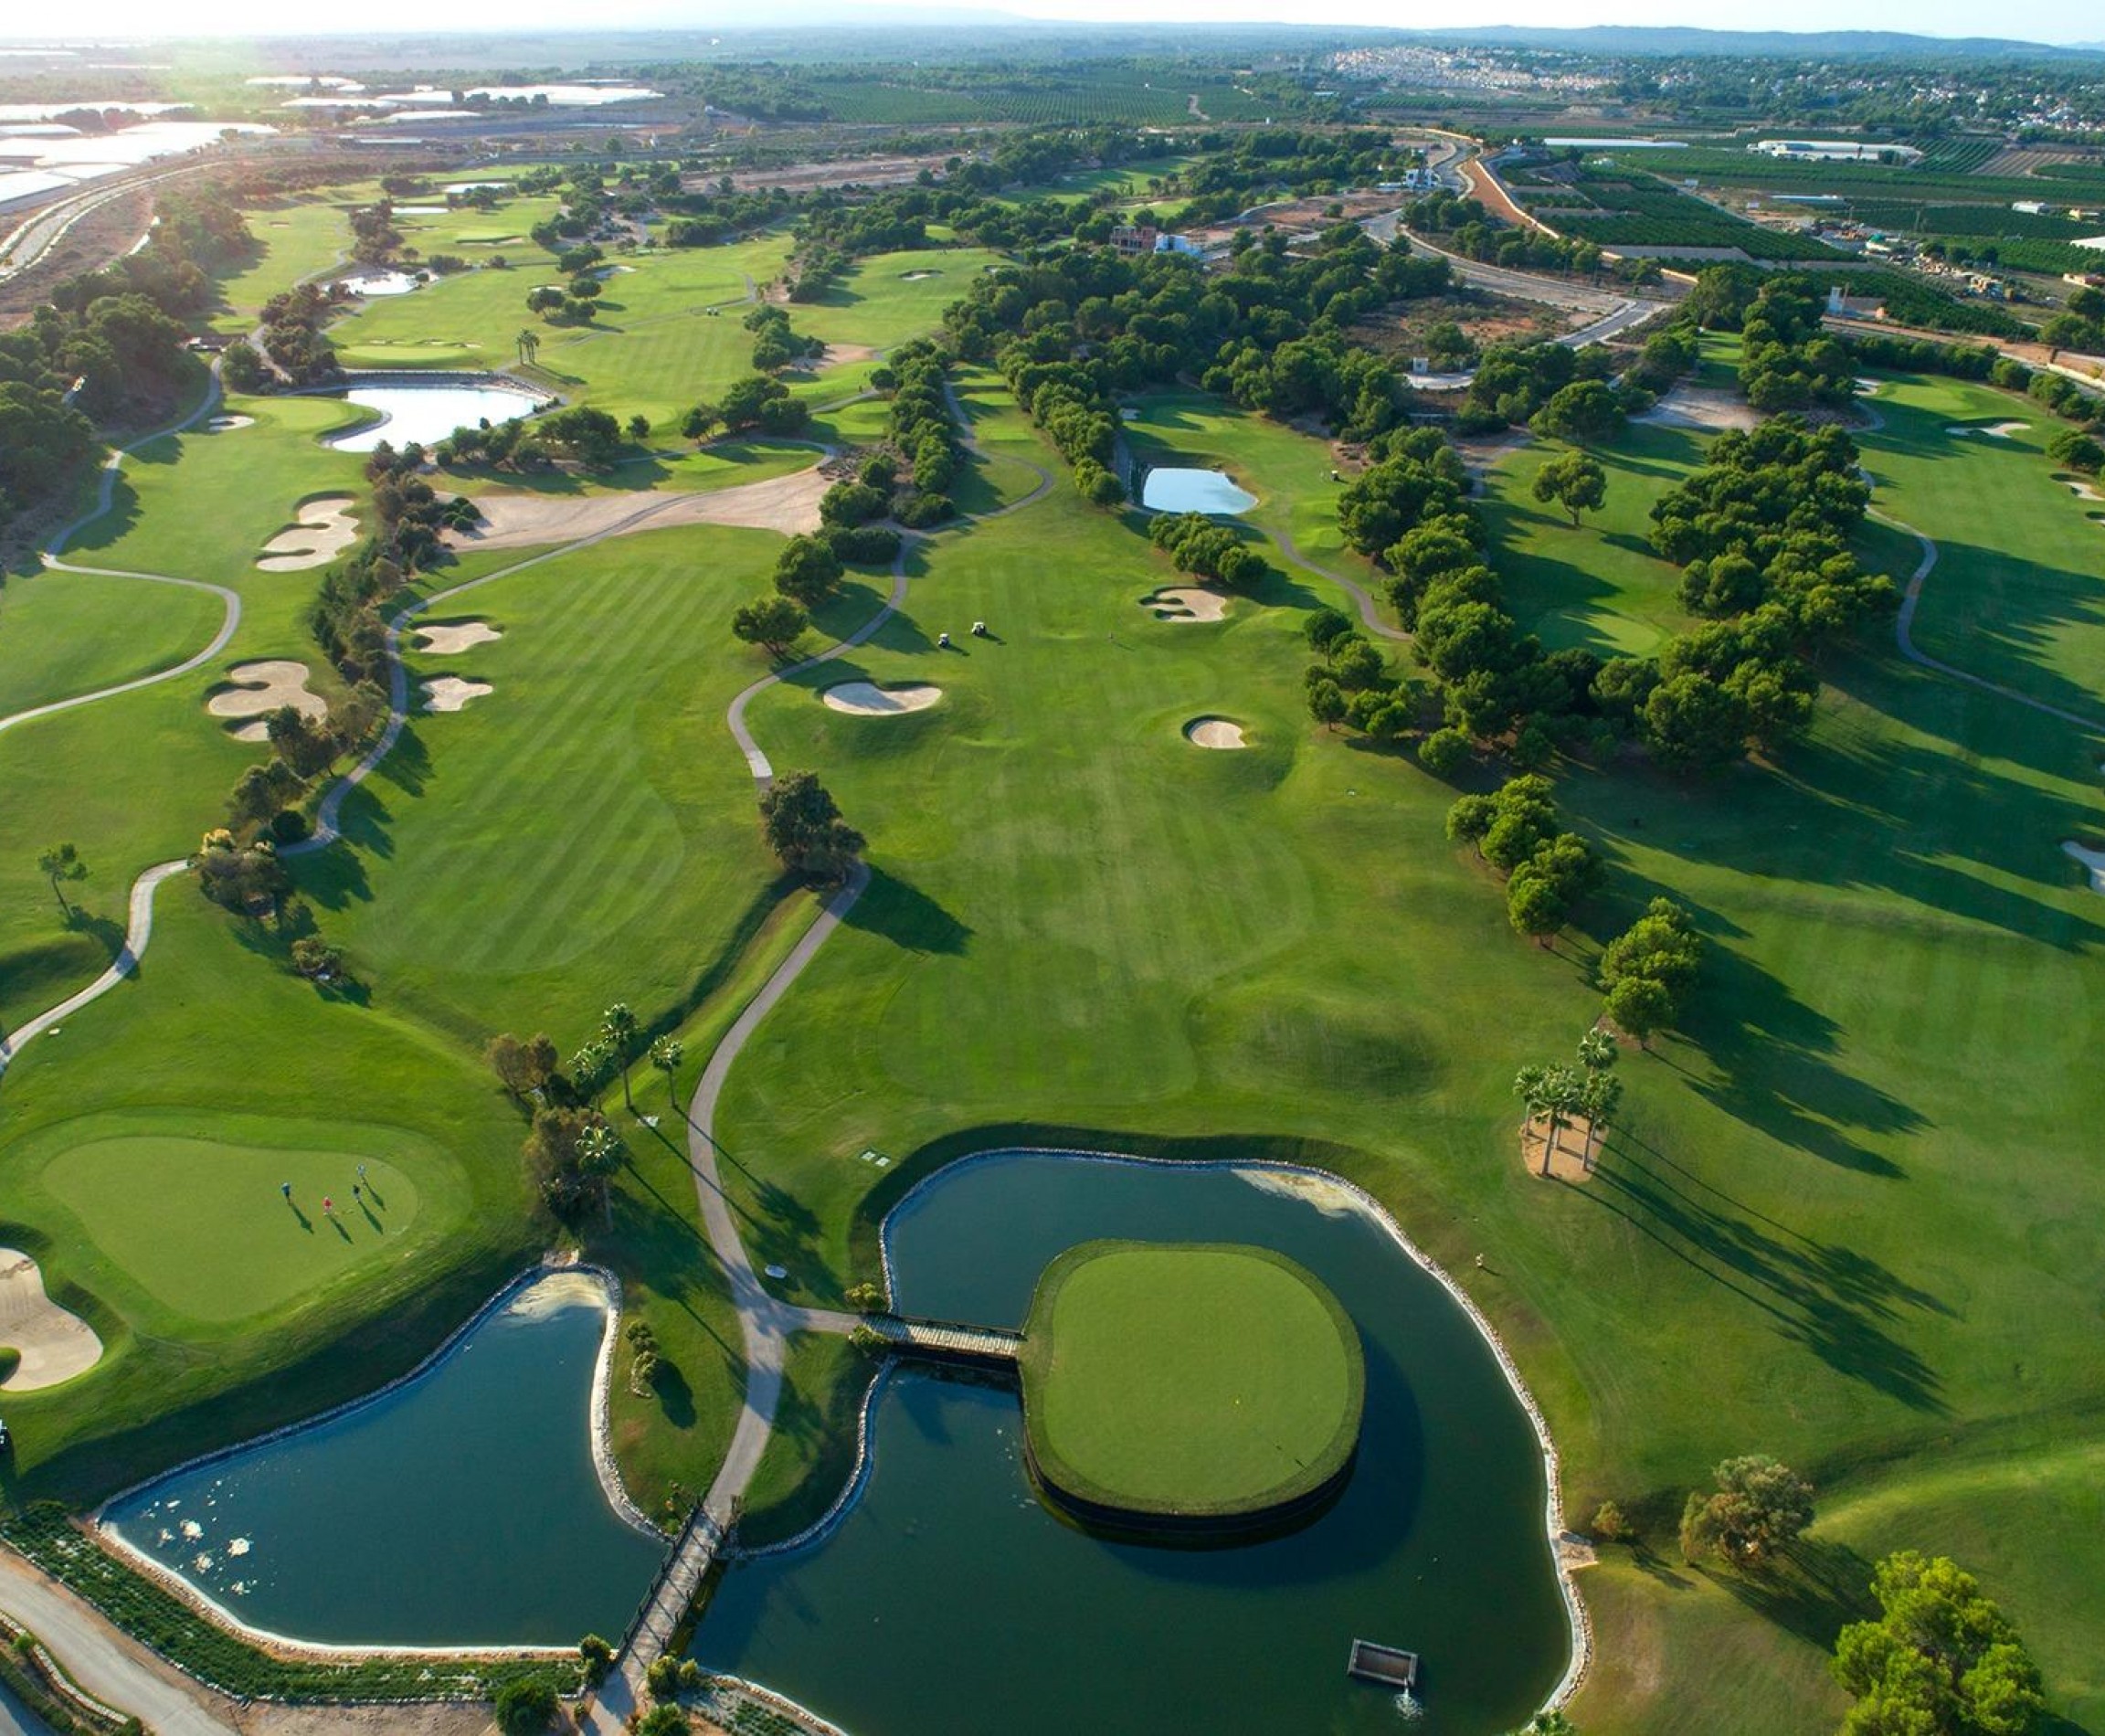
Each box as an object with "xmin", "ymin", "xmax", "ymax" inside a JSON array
[
  {"xmin": 0, "ymin": 1248, "xmax": 102, "ymax": 1389},
  {"xmin": 256, "ymin": 497, "xmax": 358, "ymax": 572},
  {"xmin": 447, "ymin": 464, "xmax": 832, "ymax": 553}
]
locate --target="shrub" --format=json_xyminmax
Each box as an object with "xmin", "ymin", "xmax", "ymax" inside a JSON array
[
  {"xmin": 894, "ymin": 491, "xmax": 955, "ymax": 528},
  {"xmin": 577, "ymin": 1635, "xmax": 614, "ymax": 1687},
  {"xmin": 493, "ymin": 1675, "xmax": 558, "ymax": 1736},
  {"xmin": 825, "ymin": 524, "xmax": 902, "ymax": 566},
  {"xmin": 644, "ymin": 1655, "xmax": 683, "ymax": 1700},
  {"xmin": 1417, "ymin": 726, "xmax": 1471, "ymax": 778},
  {"xmin": 268, "ymin": 808, "xmax": 310, "ymax": 844}
]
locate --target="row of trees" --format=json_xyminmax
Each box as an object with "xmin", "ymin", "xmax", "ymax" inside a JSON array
[
  {"xmin": 1512, "ymin": 1029, "xmax": 1622, "ymax": 1177},
  {"xmin": 1447, "ymin": 776, "xmax": 1601, "ymax": 950}
]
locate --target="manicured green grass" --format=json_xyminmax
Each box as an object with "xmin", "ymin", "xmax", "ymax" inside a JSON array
[
  {"xmin": 707, "ymin": 371, "xmax": 2105, "ymax": 1729},
  {"xmin": 0, "ymin": 567, "xmax": 223, "ymax": 718},
  {"xmin": 38, "ymin": 1125, "xmax": 423, "ymax": 1325},
  {"xmin": 1020, "ymin": 1240, "xmax": 1361, "ymax": 1518},
  {"xmin": 784, "ymin": 249, "xmax": 1008, "ymax": 352},
  {"xmin": 306, "ymin": 524, "xmax": 792, "ymax": 1043}
]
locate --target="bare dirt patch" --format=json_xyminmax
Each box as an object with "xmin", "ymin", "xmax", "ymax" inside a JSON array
[
  {"xmin": 1184, "ymin": 715, "xmax": 1247, "ymax": 749},
  {"xmin": 207, "ymin": 662, "xmax": 326, "ymax": 742},
  {"xmin": 1142, "ymin": 586, "xmax": 1230, "ymax": 622},
  {"xmin": 413, "ymin": 619, "xmax": 503, "ymax": 654},
  {"xmin": 1638, "ymin": 385, "xmax": 1761, "ymax": 433},
  {"xmin": 256, "ymin": 496, "xmax": 359, "ymax": 572},
  {"xmin": 821, "ymin": 681, "xmax": 941, "ymax": 715},
  {"xmin": 0, "ymin": 1247, "xmax": 102, "ymax": 1390},
  {"xmin": 447, "ymin": 466, "xmax": 830, "ymax": 552},
  {"xmin": 1520, "ymin": 1114, "xmax": 1600, "ymax": 1181},
  {"xmin": 420, "ymin": 676, "xmax": 492, "ymax": 713},
  {"xmin": 813, "ymin": 342, "xmax": 878, "ymax": 369}
]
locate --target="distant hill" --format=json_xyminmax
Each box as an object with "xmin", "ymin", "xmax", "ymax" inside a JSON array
[{"xmin": 1385, "ymin": 25, "xmax": 2104, "ymax": 59}]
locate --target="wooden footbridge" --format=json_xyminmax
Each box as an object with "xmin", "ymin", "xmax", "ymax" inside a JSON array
[{"xmin": 862, "ymin": 1313, "xmax": 1023, "ymax": 1366}]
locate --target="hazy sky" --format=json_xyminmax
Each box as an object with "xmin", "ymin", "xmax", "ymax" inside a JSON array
[{"xmin": 9, "ymin": 0, "xmax": 2100, "ymax": 47}]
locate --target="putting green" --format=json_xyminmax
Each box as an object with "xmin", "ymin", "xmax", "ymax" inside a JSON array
[
  {"xmin": 1019, "ymin": 1240, "xmax": 1363, "ymax": 1521},
  {"xmin": 42, "ymin": 1134, "xmax": 422, "ymax": 1325}
]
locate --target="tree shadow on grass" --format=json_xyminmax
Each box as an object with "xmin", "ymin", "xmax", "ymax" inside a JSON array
[
  {"xmin": 1581, "ymin": 1129, "xmax": 1949, "ymax": 1413},
  {"xmin": 842, "ymin": 865, "xmax": 971, "ymax": 955},
  {"xmin": 1705, "ymin": 1536, "xmax": 1878, "ymax": 1654}
]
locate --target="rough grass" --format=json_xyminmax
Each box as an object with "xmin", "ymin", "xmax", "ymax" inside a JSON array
[{"xmin": 1020, "ymin": 1240, "xmax": 1361, "ymax": 1516}]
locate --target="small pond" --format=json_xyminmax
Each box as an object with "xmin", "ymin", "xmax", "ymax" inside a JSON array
[
  {"xmin": 1141, "ymin": 467, "xmax": 1257, "ymax": 515},
  {"xmin": 326, "ymin": 382, "xmax": 545, "ymax": 453},
  {"xmin": 337, "ymin": 270, "xmax": 422, "ymax": 297},
  {"xmin": 693, "ymin": 1150, "xmax": 1570, "ymax": 1736},
  {"xmin": 102, "ymin": 1271, "xmax": 661, "ymax": 1648}
]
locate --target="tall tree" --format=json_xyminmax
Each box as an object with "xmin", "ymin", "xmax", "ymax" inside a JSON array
[
  {"xmin": 759, "ymin": 771, "xmax": 865, "ymax": 882},
  {"xmin": 649, "ymin": 1036, "xmax": 684, "ymax": 1110},
  {"xmin": 600, "ymin": 1002, "xmax": 640, "ymax": 1113},
  {"xmin": 1532, "ymin": 450, "xmax": 1608, "ymax": 528},
  {"xmin": 37, "ymin": 842, "xmax": 87, "ymax": 916},
  {"xmin": 1679, "ymin": 1455, "xmax": 1814, "ymax": 1567},
  {"xmin": 1834, "ymin": 1552, "xmax": 2044, "ymax": 1736}
]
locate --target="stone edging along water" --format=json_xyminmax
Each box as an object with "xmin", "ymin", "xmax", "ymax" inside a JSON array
[
  {"xmin": 88, "ymin": 1259, "xmax": 662, "ymax": 1665},
  {"xmin": 738, "ymin": 1144, "xmax": 1593, "ymax": 1713}
]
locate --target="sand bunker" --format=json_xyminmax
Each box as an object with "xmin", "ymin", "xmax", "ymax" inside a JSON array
[
  {"xmin": 448, "ymin": 466, "xmax": 830, "ymax": 552},
  {"xmin": 207, "ymin": 661, "xmax": 327, "ymax": 742},
  {"xmin": 413, "ymin": 619, "xmax": 503, "ymax": 654},
  {"xmin": 205, "ymin": 414, "xmax": 254, "ymax": 432},
  {"xmin": 0, "ymin": 1247, "xmax": 102, "ymax": 1391},
  {"xmin": 2064, "ymin": 840, "xmax": 2105, "ymax": 893},
  {"xmin": 1142, "ymin": 586, "xmax": 1230, "ymax": 622},
  {"xmin": 421, "ymin": 676, "xmax": 492, "ymax": 713},
  {"xmin": 901, "ymin": 270, "xmax": 941, "ymax": 281},
  {"xmin": 2060, "ymin": 479, "xmax": 2104, "ymax": 502},
  {"xmin": 1853, "ymin": 377, "xmax": 1881, "ymax": 397},
  {"xmin": 1638, "ymin": 386, "xmax": 1760, "ymax": 433},
  {"xmin": 815, "ymin": 342, "xmax": 879, "ymax": 368},
  {"xmin": 1185, "ymin": 716, "xmax": 1247, "ymax": 749},
  {"xmin": 821, "ymin": 681, "xmax": 941, "ymax": 715},
  {"xmin": 256, "ymin": 495, "xmax": 359, "ymax": 572},
  {"xmin": 1948, "ymin": 421, "xmax": 2028, "ymax": 439}
]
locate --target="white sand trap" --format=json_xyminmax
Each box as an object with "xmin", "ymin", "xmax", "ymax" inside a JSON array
[
  {"xmin": 1142, "ymin": 586, "xmax": 1229, "ymax": 622},
  {"xmin": 2064, "ymin": 840, "xmax": 2105, "ymax": 893},
  {"xmin": 0, "ymin": 1248, "xmax": 102, "ymax": 1391},
  {"xmin": 414, "ymin": 619, "xmax": 503, "ymax": 654},
  {"xmin": 1948, "ymin": 421, "xmax": 2029, "ymax": 439},
  {"xmin": 256, "ymin": 495, "xmax": 359, "ymax": 571},
  {"xmin": 421, "ymin": 676, "xmax": 492, "ymax": 713},
  {"xmin": 1854, "ymin": 377, "xmax": 1881, "ymax": 397},
  {"xmin": 208, "ymin": 661, "xmax": 326, "ymax": 742},
  {"xmin": 205, "ymin": 414, "xmax": 254, "ymax": 432},
  {"xmin": 2061, "ymin": 480, "xmax": 2104, "ymax": 502},
  {"xmin": 1185, "ymin": 716, "xmax": 1247, "ymax": 749},
  {"xmin": 449, "ymin": 465, "xmax": 830, "ymax": 551},
  {"xmin": 821, "ymin": 681, "xmax": 941, "ymax": 715},
  {"xmin": 902, "ymin": 270, "xmax": 941, "ymax": 281},
  {"xmin": 1638, "ymin": 386, "xmax": 1760, "ymax": 433}
]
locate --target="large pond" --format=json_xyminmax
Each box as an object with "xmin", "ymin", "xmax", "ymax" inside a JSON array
[
  {"xmin": 1141, "ymin": 466, "xmax": 1257, "ymax": 515},
  {"xmin": 326, "ymin": 383, "xmax": 545, "ymax": 453},
  {"xmin": 101, "ymin": 1272, "xmax": 661, "ymax": 1648},
  {"xmin": 693, "ymin": 1151, "xmax": 1571, "ymax": 1736}
]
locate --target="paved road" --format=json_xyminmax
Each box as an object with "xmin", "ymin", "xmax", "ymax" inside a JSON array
[
  {"xmin": 0, "ymin": 163, "xmax": 206, "ymax": 288},
  {"xmin": 0, "ymin": 1551, "xmax": 237, "ymax": 1735}
]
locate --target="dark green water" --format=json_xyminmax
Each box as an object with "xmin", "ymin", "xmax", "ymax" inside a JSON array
[
  {"xmin": 102, "ymin": 1272, "xmax": 663, "ymax": 1646},
  {"xmin": 694, "ymin": 1152, "xmax": 1570, "ymax": 1736}
]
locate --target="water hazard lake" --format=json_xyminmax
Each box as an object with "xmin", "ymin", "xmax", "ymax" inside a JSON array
[
  {"xmin": 693, "ymin": 1151, "xmax": 1571, "ymax": 1736},
  {"xmin": 326, "ymin": 383, "xmax": 545, "ymax": 452},
  {"xmin": 1140, "ymin": 467, "xmax": 1257, "ymax": 514},
  {"xmin": 102, "ymin": 1272, "xmax": 661, "ymax": 1647}
]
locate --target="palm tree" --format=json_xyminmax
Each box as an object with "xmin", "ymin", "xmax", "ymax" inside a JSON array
[
  {"xmin": 1513, "ymin": 1064, "xmax": 1552, "ymax": 1166},
  {"xmin": 649, "ymin": 1036, "xmax": 684, "ymax": 1111},
  {"xmin": 1539, "ymin": 1065, "xmax": 1584, "ymax": 1176},
  {"xmin": 1577, "ymin": 1072, "xmax": 1624, "ymax": 1173},
  {"xmin": 576, "ymin": 1121, "xmax": 624, "ymax": 1225},
  {"xmin": 601, "ymin": 1002, "xmax": 640, "ymax": 1113},
  {"xmin": 1577, "ymin": 1027, "xmax": 1618, "ymax": 1075},
  {"xmin": 515, "ymin": 327, "xmax": 540, "ymax": 367}
]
